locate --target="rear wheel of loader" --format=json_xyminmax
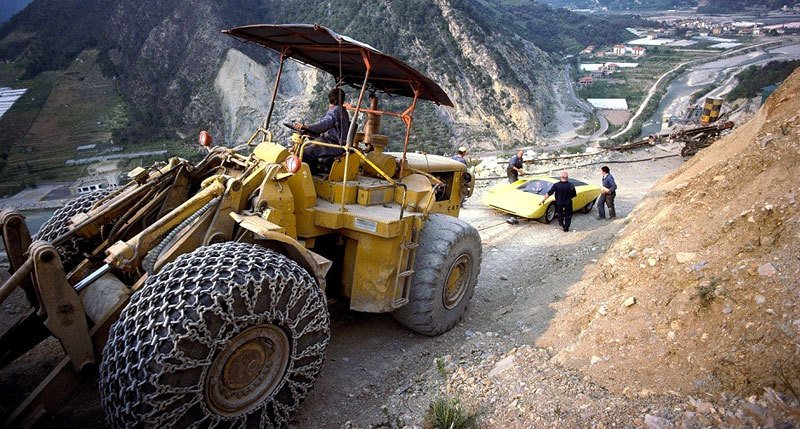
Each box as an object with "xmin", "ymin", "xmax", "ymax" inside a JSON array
[
  {"xmin": 35, "ymin": 188, "xmax": 113, "ymax": 271},
  {"xmin": 392, "ymin": 214, "xmax": 481, "ymax": 336},
  {"xmin": 99, "ymin": 242, "xmax": 330, "ymax": 428}
]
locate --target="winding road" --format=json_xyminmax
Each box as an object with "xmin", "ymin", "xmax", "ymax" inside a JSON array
[{"xmin": 562, "ymin": 64, "xmax": 609, "ymax": 142}]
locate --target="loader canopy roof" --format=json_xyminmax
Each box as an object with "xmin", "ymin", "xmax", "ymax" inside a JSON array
[{"xmin": 223, "ymin": 24, "xmax": 453, "ymax": 107}]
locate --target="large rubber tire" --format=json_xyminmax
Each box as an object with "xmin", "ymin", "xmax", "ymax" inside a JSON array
[
  {"xmin": 541, "ymin": 203, "xmax": 556, "ymax": 224},
  {"xmin": 392, "ymin": 214, "xmax": 481, "ymax": 336},
  {"xmin": 583, "ymin": 199, "xmax": 595, "ymax": 214},
  {"xmin": 99, "ymin": 242, "xmax": 330, "ymax": 428},
  {"xmin": 35, "ymin": 188, "xmax": 113, "ymax": 271}
]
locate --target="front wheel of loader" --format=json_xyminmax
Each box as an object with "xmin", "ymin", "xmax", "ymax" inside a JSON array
[
  {"xmin": 35, "ymin": 188, "xmax": 113, "ymax": 271},
  {"xmin": 99, "ymin": 242, "xmax": 330, "ymax": 428},
  {"xmin": 392, "ymin": 214, "xmax": 481, "ymax": 336}
]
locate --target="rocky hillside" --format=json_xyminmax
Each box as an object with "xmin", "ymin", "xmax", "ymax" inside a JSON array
[
  {"xmin": 539, "ymin": 69, "xmax": 800, "ymax": 398},
  {"xmin": 0, "ymin": 0, "xmax": 641, "ymax": 157}
]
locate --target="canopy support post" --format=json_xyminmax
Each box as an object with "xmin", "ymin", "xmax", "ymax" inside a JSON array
[
  {"xmin": 264, "ymin": 47, "xmax": 288, "ymax": 130},
  {"xmin": 340, "ymin": 51, "xmax": 371, "ymax": 212},
  {"xmin": 398, "ymin": 86, "xmax": 420, "ymax": 179}
]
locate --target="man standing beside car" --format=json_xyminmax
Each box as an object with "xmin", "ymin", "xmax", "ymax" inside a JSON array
[
  {"xmin": 541, "ymin": 170, "xmax": 577, "ymax": 232},
  {"xmin": 597, "ymin": 165, "xmax": 617, "ymax": 219},
  {"xmin": 507, "ymin": 149, "xmax": 524, "ymax": 183}
]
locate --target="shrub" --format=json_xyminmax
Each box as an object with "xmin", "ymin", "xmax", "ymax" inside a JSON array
[{"xmin": 424, "ymin": 396, "xmax": 477, "ymax": 429}]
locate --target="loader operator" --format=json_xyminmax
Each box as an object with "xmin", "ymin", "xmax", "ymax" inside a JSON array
[{"xmin": 294, "ymin": 88, "xmax": 351, "ymax": 164}]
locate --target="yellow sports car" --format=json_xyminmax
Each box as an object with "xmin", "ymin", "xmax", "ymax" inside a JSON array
[{"xmin": 482, "ymin": 176, "xmax": 602, "ymax": 223}]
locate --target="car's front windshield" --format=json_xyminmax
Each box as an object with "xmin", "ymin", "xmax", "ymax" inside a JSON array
[{"xmin": 517, "ymin": 180, "xmax": 552, "ymax": 195}]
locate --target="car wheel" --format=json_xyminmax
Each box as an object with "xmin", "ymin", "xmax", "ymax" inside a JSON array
[
  {"xmin": 541, "ymin": 203, "xmax": 556, "ymax": 224},
  {"xmin": 583, "ymin": 200, "xmax": 595, "ymax": 214}
]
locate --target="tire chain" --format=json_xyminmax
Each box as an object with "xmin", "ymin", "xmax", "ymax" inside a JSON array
[
  {"xmin": 100, "ymin": 242, "xmax": 331, "ymax": 428},
  {"xmin": 35, "ymin": 188, "xmax": 114, "ymax": 266}
]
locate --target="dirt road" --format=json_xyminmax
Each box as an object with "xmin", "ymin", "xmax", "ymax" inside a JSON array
[
  {"xmin": 292, "ymin": 154, "xmax": 684, "ymax": 427},
  {"xmin": 0, "ymin": 153, "xmax": 684, "ymax": 428}
]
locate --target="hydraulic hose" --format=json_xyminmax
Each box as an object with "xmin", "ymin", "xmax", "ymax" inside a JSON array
[{"xmin": 143, "ymin": 196, "xmax": 221, "ymax": 275}]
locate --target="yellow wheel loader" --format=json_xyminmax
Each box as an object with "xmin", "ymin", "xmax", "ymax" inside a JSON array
[{"xmin": 0, "ymin": 24, "xmax": 479, "ymax": 427}]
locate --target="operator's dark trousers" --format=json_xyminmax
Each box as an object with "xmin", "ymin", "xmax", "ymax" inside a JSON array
[
  {"xmin": 557, "ymin": 203, "xmax": 573, "ymax": 231},
  {"xmin": 598, "ymin": 193, "xmax": 616, "ymax": 218}
]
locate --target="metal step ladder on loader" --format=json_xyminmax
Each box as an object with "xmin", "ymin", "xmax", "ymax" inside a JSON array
[{"xmin": 0, "ymin": 24, "xmax": 481, "ymax": 428}]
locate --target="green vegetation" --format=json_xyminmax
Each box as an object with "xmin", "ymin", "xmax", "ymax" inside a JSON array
[
  {"xmin": 696, "ymin": 279, "xmax": 718, "ymax": 307},
  {"xmin": 579, "ymin": 50, "xmax": 708, "ymax": 112},
  {"xmin": 578, "ymin": 81, "xmax": 642, "ymax": 108},
  {"xmin": 539, "ymin": 0, "xmax": 693, "ymax": 10},
  {"xmin": 0, "ymin": 67, "xmax": 63, "ymax": 195},
  {"xmin": 463, "ymin": 0, "xmax": 651, "ymax": 53},
  {"xmin": 726, "ymin": 60, "xmax": 800, "ymax": 101},
  {"xmin": 435, "ymin": 357, "xmax": 448, "ymax": 378},
  {"xmin": 424, "ymin": 397, "xmax": 477, "ymax": 429}
]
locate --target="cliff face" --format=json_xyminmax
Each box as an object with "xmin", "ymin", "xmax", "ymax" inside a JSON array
[{"xmin": 0, "ymin": 0, "xmax": 578, "ymax": 152}]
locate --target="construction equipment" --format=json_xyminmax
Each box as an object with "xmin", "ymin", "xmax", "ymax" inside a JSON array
[
  {"xmin": 672, "ymin": 120, "xmax": 734, "ymax": 156},
  {"xmin": 668, "ymin": 97, "xmax": 725, "ymax": 128},
  {"xmin": 700, "ymin": 97, "xmax": 724, "ymax": 125},
  {"xmin": 0, "ymin": 24, "xmax": 479, "ymax": 428},
  {"xmin": 609, "ymin": 120, "xmax": 734, "ymax": 156}
]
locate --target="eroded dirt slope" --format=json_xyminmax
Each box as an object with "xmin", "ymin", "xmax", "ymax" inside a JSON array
[{"xmin": 539, "ymin": 69, "xmax": 800, "ymax": 397}]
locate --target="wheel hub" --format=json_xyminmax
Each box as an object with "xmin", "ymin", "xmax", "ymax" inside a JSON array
[
  {"xmin": 442, "ymin": 254, "xmax": 472, "ymax": 310},
  {"xmin": 205, "ymin": 324, "xmax": 290, "ymax": 416}
]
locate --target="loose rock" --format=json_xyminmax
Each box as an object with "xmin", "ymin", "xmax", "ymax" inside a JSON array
[
  {"xmin": 488, "ymin": 356, "xmax": 515, "ymax": 378},
  {"xmin": 757, "ymin": 263, "xmax": 777, "ymax": 277}
]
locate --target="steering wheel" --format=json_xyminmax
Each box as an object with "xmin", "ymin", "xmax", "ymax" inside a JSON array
[{"xmin": 283, "ymin": 122, "xmax": 319, "ymax": 137}]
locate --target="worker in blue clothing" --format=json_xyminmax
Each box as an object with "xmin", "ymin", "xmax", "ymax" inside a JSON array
[
  {"xmin": 506, "ymin": 149, "xmax": 524, "ymax": 183},
  {"xmin": 452, "ymin": 146, "xmax": 468, "ymax": 166},
  {"xmin": 294, "ymin": 88, "xmax": 351, "ymax": 161},
  {"xmin": 597, "ymin": 165, "xmax": 617, "ymax": 219}
]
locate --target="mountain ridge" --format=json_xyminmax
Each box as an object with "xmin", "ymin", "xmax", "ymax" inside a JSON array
[{"xmin": 0, "ymin": 0, "xmax": 642, "ymax": 167}]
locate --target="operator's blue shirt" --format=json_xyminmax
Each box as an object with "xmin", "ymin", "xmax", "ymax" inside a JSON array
[
  {"xmin": 508, "ymin": 154, "xmax": 523, "ymax": 169},
  {"xmin": 451, "ymin": 154, "xmax": 467, "ymax": 166},
  {"xmin": 306, "ymin": 105, "xmax": 350, "ymax": 145}
]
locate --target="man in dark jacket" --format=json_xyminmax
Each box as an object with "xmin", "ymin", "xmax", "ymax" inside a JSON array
[
  {"xmin": 597, "ymin": 165, "xmax": 617, "ymax": 219},
  {"xmin": 541, "ymin": 170, "xmax": 577, "ymax": 232},
  {"xmin": 294, "ymin": 88, "xmax": 351, "ymax": 161}
]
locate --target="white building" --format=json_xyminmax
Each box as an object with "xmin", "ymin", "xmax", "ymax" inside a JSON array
[
  {"xmin": 587, "ymin": 98, "xmax": 629, "ymax": 110},
  {"xmin": 70, "ymin": 161, "xmax": 122, "ymax": 195}
]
